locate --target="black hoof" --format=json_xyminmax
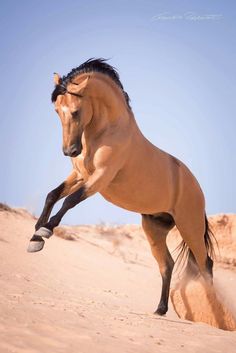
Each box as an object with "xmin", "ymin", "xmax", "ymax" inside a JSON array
[
  {"xmin": 27, "ymin": 235, "xmax": 45, "ymax": 253},
  {"xmin": 154, "ymin": 305, "xmax": 168, "ymax": 316}
]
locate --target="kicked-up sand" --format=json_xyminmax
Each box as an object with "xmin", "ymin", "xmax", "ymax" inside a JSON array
[
  {"xmin": 0, "ymin": 205, "xmax": 236, "ymax": 353},
  {"xmin": 171, "ymin": 275, "xmax": 236, "ymax": 331}
]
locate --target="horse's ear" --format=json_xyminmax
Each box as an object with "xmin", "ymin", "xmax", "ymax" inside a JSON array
[
  {"xmin": 53, "ymin": 73, "xmax": 62, "ymax": 85},
  {"xmin": 67, "ymin": 76, "xmax": 90, "ymax": 96}
]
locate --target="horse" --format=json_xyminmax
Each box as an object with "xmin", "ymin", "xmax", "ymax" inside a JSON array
[{"xmin": 27, "ymin": 58, "xmax": 214, "ymax": 315}]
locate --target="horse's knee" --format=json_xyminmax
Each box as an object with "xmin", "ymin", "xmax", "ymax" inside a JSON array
[
  {"xmin": 46, "ymin": 192, "xmax": 57, "ymax": 205},
  {"xmin": 46, "ymin": 188, "xmax": 62, "ymax": 205}
]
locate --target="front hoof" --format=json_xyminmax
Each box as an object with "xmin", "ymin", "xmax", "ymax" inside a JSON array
[
  {"xmin": 27, "ymin": 235, "xmax": 45, "ymax": 253},
  {"xmin": 35, "ymin": 227, "xmax": 53, "ymax": 239},
  {"xmin": 154, "ymin": 306, "xmax": 168, "ymax": 316}
]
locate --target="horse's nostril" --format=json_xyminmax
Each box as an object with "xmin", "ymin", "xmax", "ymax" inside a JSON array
[
  {"xmin": 69, "ymin": 145, "xmax": 79, "ymax": 157},
  {"xmin": 70, "ymin": 149, "xmax": 78, "ymax": 157},
  {"xmin": 63, "ymin": 145, "xmax": 79, "ymax": 157}
]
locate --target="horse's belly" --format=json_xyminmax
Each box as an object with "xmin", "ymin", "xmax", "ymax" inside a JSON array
[
  {"xmin": 100, "ymin": 191, "xmax": 158, "ymax": 214},
  {"xmin": 100, "ymin": 177, "xmax": 173, "ymax": 215}
]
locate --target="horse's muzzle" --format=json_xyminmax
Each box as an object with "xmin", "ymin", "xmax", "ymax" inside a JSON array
[{"xmin": 63, "ymin": 143, "xmax": 81, "ymax": 157}]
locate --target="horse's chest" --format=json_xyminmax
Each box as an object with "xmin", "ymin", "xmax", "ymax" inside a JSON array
[{"xmin": 72, "ymin": 154, "xmax": 94, "ymax": 178}]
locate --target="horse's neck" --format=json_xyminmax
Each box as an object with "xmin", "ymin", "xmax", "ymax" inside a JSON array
[{"xmin": 85, "ymin": 96, "xmax": 131, "ymax": 138}]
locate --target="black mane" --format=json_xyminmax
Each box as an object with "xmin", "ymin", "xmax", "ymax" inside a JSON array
[{"xmin": 51, "ymin": 58, "xmax": 131, "ymax": 108}]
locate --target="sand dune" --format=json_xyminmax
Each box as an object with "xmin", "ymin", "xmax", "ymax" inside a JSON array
[{"xmin": 0, "ymin": 206, "xmax": 236, "ymax": 353}]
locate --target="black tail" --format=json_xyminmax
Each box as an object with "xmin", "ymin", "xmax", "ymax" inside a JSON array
[{"xmin": 175, "ymin": 214, "xmax": 216, "ymax": 278}]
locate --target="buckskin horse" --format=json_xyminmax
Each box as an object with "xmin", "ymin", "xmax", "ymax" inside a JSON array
[{"xmin": 28, "ymin": 58, "xmax": 214, "ymax": 315}]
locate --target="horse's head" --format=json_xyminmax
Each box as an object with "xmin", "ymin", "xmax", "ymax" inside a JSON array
[{"xmin": 52, "ymin": 73, "xmax": 92, "ymax": 157}]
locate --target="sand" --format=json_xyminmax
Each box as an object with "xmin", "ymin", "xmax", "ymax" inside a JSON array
[
  {"xmin": 171, "ymin": 276, "xmax": 236, "ymax": 331},
  {"xmin": 0, "ymin": 207, "xmax": 236, "ymax": 353}
]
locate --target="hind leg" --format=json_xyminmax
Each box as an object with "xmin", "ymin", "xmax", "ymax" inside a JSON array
[
  {"xmin": 142, "ymin": 213, "xmax": 175, "ymax": 315},
  {"xmin": 175, "ymin": 210, "xmax": 213, "ymax": 281}
]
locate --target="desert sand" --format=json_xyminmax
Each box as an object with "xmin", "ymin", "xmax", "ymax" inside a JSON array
[{"xmin": 0, "ymin": 205, "xmax": 236, "ymax": 353}]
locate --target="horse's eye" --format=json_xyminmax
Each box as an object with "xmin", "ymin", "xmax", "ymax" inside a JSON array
[{"xmin": 71, "ymin": 110, "xmax": 80, "ymax": 119}]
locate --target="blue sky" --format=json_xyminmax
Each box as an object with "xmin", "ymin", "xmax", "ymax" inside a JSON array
[{"xmin": 0, "ymin": 0, "xmax": 235, "ymax": 224}]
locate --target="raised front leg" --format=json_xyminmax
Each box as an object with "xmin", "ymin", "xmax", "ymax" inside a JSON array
[
  {"xmin": 35, "ymin": 166, "xmax": 115, "ymax": 236},
  {"xmin": 40, "ymin": 186, "xmax": 87, "ymax": 232},
  {"xmin": 27, "ymin": 170, "xmax": 83, "ymax": 253}
]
